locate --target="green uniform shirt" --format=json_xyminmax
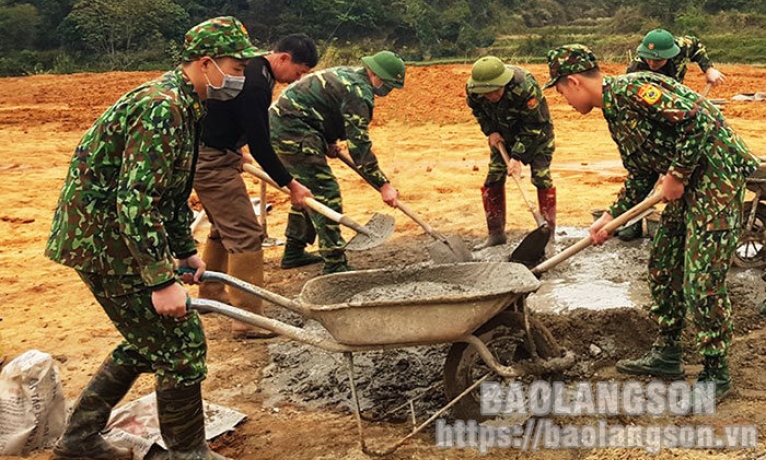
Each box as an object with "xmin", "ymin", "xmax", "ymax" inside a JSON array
[
  {"xmin": 45, "ymin": 68, "xmax": 203, "ymax": 288},
  {"xmin": 466, "ymin": 66, "xmax": 555, "ymax": 163},
  {"xmin": 269, "ymin": 66, "xmax": 389, "ymax": 188},
  {"xmin": 602, "ymin": 73, "xmax": 758, "ymax": 229},
  {"xmin": 626, "ymin": 35, "xmax": 713, "ymax": 83}
]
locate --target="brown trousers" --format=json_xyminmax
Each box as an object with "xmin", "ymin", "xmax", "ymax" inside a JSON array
[{"xmin": 193, "ymin": 146, "xmax": 264, "ymax": 252}]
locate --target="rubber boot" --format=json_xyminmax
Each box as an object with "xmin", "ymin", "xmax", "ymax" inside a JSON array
[
  {"xmin": 197, "ymin": 238, "xmax": 230, "ymax": 305},
  {"xmin": 156, "ymin": 383, "xmax": 231, "ymax": 460},
  {"xmin": 280, "ymin": 238, "xmax": 323, "ymax": 269},
  {"xmin": 53, "ymin": 357, "xmax": 138, "ymax": 460},
  {"xmin": 616, "ymin": 338, "xmax": 685, "ymax": 378},
  {"xmin": 617, "ymin": 221, "xmax": 643, "ymax": 241},
  {"xmin": 474, "ymin": 184, "xmax": 507, "ymax": 249},
  {"xmin": 322, "ymin": 250, "xmax": 354, "ymax": 275},
  {"xmin": 696, "ymin": 355, "xmax": 731, "ymax": 400},
  {"xmin": 537, "ymin": 187, "xmax": 556, "ymax": 242},
  {"xmin": 228, "ymin": 251, "xmax": 277, "ymax": 339}
]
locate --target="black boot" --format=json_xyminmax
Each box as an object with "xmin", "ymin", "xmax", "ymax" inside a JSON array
[
  {"xmin": 280, "ymin": 239, "xmax": 323, "ymax": 269},
  {"xmin": 696, "ymin": 355, "xmax": 731, "ymax": 400},
  {"xmin": 616, "ymin": 337, "xmax": 685, "ymax": 378},
  {"xmin": 617, "ymin": 221, "xmax": 643, "ymax": 241},
  {"xmin": 156, "ymin": 383, "xmax": 231, "ymax": 460},
  {"xmin": 53, "ymin": 357, "xmax": 139, "ymax": 460}
]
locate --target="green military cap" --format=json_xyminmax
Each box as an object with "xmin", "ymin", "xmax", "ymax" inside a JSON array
[
  {"xmin": 636, "ymin": 29, "xmax": 680, "ymax": 60},
  {"xmin": 182, "ymin": 16, "xmax": 266, "ymax": 62},
  {"xmin": 466, "ymin": 56, "xmax": 514, "ymax": 94},
  {"xmin": 543, "ymin": 44, "xmax": 599, "ymax": 89},
  {"xmin": 361, "ymin": 51, "xmax": 406, "ymax": 88}
]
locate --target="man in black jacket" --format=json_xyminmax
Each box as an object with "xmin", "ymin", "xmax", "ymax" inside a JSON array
[{"xmin": 194, "ymin": 34, "xmax": 318, "ymax": 338}]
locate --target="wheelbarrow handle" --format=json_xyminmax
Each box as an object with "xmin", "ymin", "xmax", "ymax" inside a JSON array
[
  {"xmin": 333, "ymin": 152, "xmax": 447, "ymax": 241},
  {"xmin": 531, "ymin": 190, "xmax": 664, "ymax": 275},
  {"xmin": 497, "ymin": 143, "xmax": 546, "ymax": 227},
  {"xmin": 242, "ymin": 164, "xmax": 372, "ymax": 236}
]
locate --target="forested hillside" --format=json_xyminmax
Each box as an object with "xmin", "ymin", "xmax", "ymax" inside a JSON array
[{"xmin": 1, "ymin": 0, "xmax": 765, "ymax": 75}]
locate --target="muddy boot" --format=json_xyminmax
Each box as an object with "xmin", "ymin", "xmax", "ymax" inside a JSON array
[
  {"xmin": 616, "ymin": 340, "xmax": 685, "ymax": 378},
  {"xmin": 197, "ymin": 238, "xmax": 230, "ymax": 305},
  {"xmin": 322, "ymin": 250, "xmax": 354, "ymax": 274},
  {"xmin": 537, "ymin": 187, "xmax": 556, "ymax": 242},
  {"xmin": 156, "ymin": 383, "xmax": 231, "ymax": 460},
  {"xmin": 280, "ymin": 238, "xmax": 323, "ymax": 269},
  {"xmin": 53, "ymin": 357, "xmax": 139, "ymax": 460},
  {"xmin": 474, "ymin": 184, "xmax": 507, "ymax": 249},
  {"xmin": 617, "ymin": 221, "xmax": 643, "ymax": 241},
  {"xmin": 695, "ymin": 356, "xmax": 731, "ymax": 400},
  {"xmin": 228, "ymin": 251, "xmax": 277, "ymax": 339}
]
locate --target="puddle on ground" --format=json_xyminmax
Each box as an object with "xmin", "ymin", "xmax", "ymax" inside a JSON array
[{"xmin": 475, "ymin": 226, "xmax": 652, "ymax": 314}]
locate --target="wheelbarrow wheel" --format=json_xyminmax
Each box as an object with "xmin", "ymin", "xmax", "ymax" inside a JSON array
[
  {"xmin": 443, "ymin": 311, "xmax": 561, "ymax": 421},
  {"xmin": 733, "ymin": 201, "xmax": 766, "ymax": 269}
]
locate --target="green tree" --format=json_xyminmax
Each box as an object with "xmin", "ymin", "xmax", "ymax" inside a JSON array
[
  {"xmin": 62, "ymin": 0, "xmax": 189, "ymax": 68},
  {"xmin": 0, "ymin": 2, "xmax": 42, "ymax": 51}
]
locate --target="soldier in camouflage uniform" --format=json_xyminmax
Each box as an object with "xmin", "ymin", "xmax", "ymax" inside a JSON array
[
  {"xmin": 627, "ymin": 29, "xmax": 725, "ymax": 86},
  {"xmin": 44, "ymin": 17, "xmax": 261, "ymax": 460},
  {"xmin": 620, "ymin": 29, "xmax": 727, "ymax": 241},
  {"xmin": 269, "ymin": 50, "xmax": 404, "ymax": 274},
  {"xmin": 545, "ymin": 44, "xmax": 759, "ymax": 400},
  {"xmin": 466, "ymin": 56, "xmax": 556, "ymax": 248}
]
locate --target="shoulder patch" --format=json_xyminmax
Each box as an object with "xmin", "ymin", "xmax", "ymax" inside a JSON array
[
  {"xmin": 637, "ymin": 84, "xmax": 661, "ymax": 105},
  {"xmin": 527, "ymin": 97, "xmax": 539, "ymax": 110}
]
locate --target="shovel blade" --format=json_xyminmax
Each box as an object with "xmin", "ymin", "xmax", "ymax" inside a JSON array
[
  {"xmin": 346, "ymin": 213, "xmax": 395, "ymax": 251},
  {"xmin": 509, "ymin": 225, "xmax": 551, "ymax": 267},
  {"xmin": 427, "ymin": 234, "xmax": 473, "ymax": 263}
]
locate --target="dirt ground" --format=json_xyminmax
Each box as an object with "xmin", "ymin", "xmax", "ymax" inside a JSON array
[{"xmin": 3, "ymin": 62, "xmax": 766, "ymax": 460}]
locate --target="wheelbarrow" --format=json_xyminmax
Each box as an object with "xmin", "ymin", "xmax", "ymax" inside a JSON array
[
  {"xmin": 188, "ymin": 262, "xmax": 576, "ymax": 455},
  {"xmin": 734, "ymin": 161, "xmax": 766, "ymax": 268}
]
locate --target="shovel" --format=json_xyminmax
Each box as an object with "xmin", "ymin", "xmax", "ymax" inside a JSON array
[
  {"xmin": 243, "ymin": 164, "xmax": 394, "ymax": 251},
  {"xmin": 530, "ymin": 190, "xmax": 664, "ymax": 275},
  {"xmin": 333, "ymin": 152, "xmax": 473, "ymax": 263},
  {"xmin": 496, "ymin": 143, "xmax": 551, "ymax": 266}
]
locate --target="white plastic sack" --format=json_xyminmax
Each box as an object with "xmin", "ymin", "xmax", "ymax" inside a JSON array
[{"xmin": 0, "ymin": 350, "xmax": 66, "ymax": 455}]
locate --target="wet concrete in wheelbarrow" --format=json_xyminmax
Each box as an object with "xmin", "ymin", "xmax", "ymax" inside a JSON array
[{"xmin": 260, "ymin": 227, "xmax": 766, "ymax": 420}]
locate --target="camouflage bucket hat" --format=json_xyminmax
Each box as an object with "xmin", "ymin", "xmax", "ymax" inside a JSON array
[
  {"xmin": 182, "ymin": 16, "xmax": 266, "ymax": 61},
  {"xmin": 636, "ymin": 29, "xmax": 680, "ymax": 60},
  {"xmin": 466, "ymin": 56, "xmax": 514, "ymax": 94},
  {"xmin": 543, "ymin": 44, "xmax": 599, "ymax": 89}
]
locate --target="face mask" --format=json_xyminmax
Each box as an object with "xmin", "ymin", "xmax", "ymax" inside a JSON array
[
  {"xmin": 205, "ymin": 59, "xmax": 245, "ymax": 101},
  {"xmin": 373, "ymin": 80, "xmax": 395, "ymax": 97}
]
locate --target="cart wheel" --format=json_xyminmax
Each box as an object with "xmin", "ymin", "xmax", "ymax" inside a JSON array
[
  {"xmin": 733, "ymin": 201, "xmax": 766, "ymax": 269},
  {"xmin": 443, "ymin": 312, "xmax": 562, "ymax": 421}
]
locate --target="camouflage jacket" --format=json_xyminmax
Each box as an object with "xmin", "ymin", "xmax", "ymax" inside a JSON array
[
  {"xmin": 45, "ymin": 68, "xmax": 203, "ymax": 288},
  {"xmin": 269, "ymin": 66, "xmax": 389, "ymax": 188},
  {"xmin": 602, "ymin": 73, "xmax": 759, "ymax": 229},
  {"xmin": 626, "ymin": 35, "xmax": 714, "ymax": 84},
  {"xmin": 466, "ymin": 66, "xmax": 555, "ymax": 164}
]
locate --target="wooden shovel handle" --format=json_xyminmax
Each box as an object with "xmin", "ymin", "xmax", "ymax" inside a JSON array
[
  {"xmin": 242, "ymin": 164, "xmax": 371, "ymax": 236},
  {"xmin": 333, "ymin": 152, "xmax": 447, "ymax": 241},
  {"xmin": 497, "ymin": 143, "xmax": 546, "ymax": 227},
  {"xmin": 531, "ymin": 191, "xmax": 664, "ymax": 275}
]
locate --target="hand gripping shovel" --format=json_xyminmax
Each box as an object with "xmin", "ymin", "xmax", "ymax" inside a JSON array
[
  {"xmin": 530, "ymin": 190, "xmax": 664, "ymax": 275},
  {"xmin": 496, "ymin": 143, "xmax": 551, "ymax": 266},
  {"xmin": 243, "ymin": 164, "xmax": 394, "ymax": 251},
  {"xmin": 333, "ymin": 152, "xmax": 473, "ymax": 263}
]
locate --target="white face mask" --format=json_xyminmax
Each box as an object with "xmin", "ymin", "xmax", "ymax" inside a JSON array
[{"xmin": 204, "ymin": 59, "xmax": 245, "ymax": 101}]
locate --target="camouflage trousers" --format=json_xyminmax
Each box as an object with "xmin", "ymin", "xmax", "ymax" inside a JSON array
[
  {"xmin": 485, "ymin": 147, "xmax": 553, "ymax": 189},
  {"xmin": 277, "ymin": 152, "xmax": 347, "ymax": 265},
  {"xmin": 648, "ymin": 196, "xmax": 743, "ymax": 359},
  {"xmin": 77, "ymin": 271, "xmax": 207, "ymax": 391}
]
